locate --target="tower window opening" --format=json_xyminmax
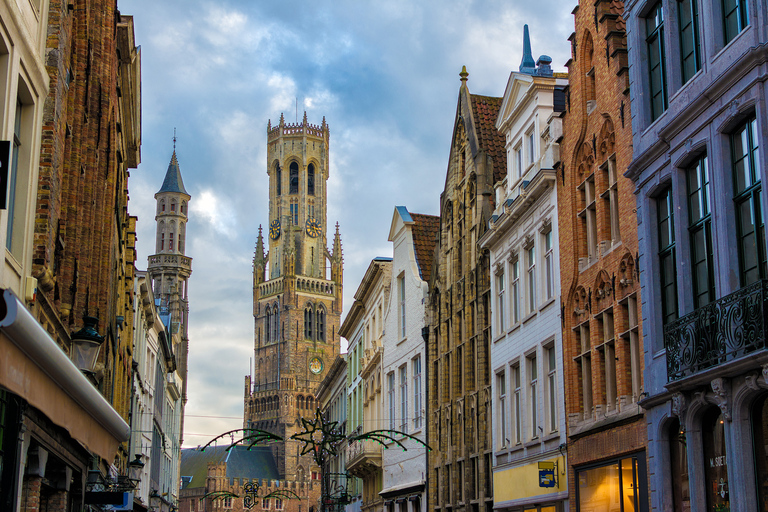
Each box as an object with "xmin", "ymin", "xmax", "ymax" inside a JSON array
[
  {"xmin": 305, "ymin": 306, "xmax": 314, "ymax": 339},
  {"xmin": 308, "ymin": 163, "xmax": 315, "ymax": 196},
  {"xmin": 290, "ymin": 162, "xmax": 299, "ymax": 194},
  {"xmin": 317, "ymin": 309, "xmax": 325, "ymax": 342},
  {"xmin": 169, "ymin": 232, "xmax": 174, "ymax": 251},
  {"xmin": 276, "ymin": 164, "xmax": 282, "ymax": 196},
  {"xmin": 171, "ymin": 201, "xmax": 176, "ymax": 212}
]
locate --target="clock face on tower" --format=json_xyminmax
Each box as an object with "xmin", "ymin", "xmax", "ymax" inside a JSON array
[
  {"xmin": 269, "ymin": 219, "xmax": 281, "ymax": 240},
  {"xmin": 305, "ymin": 217, "xmax": 322, "ymax": 238},
  {"xmin": 309, "ymin": 357, "xmax": 323, "ymax": 375}
]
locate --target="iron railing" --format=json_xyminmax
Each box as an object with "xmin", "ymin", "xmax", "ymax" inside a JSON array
[{"xmin": 665, "ymin": 279, "xmax": 768, "ymax": 381}]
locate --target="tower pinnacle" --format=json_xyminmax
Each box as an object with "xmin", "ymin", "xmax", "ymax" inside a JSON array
[{"xmin": 520, "ymin": 24, "xmax": 536, "ymax": 74}]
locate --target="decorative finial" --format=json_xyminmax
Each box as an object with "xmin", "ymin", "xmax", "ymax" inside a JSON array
[
  {"xmin": 303, "ymin": 111, "xmax": 308, "ymax": 125},
  {"xmin": 173, "ymin": 128, "xmax": 177, "ymax": 151},
  {"xmin": 520, "ymin": 24, "xmax": 536, "ymax": 74},
  {"xmin": 459, "ymin": 66, "xmax": 469, "ymax": 82}
]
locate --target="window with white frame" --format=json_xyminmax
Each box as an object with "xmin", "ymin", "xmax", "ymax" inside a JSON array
[
  {"xmin": 527, "ymin": 245, "xmax": 536, "ymax": 313},
  {"xmin": 262, "ymin": 498, "xmax": 270, "ymax": 509},
  {"xmin": 527, "ymin": 129, "xmax": 535, "ymax": 165},
  {"xmin": 511, "ymin": 257, "xmax": 521, "ymax": 323},
  {"xmin": 398, "ymin": 275, "xmax": 406, "ymax": 338},
  {"xmin": 388, "ymin": 372, "xmax": 396, "ymax": 429},
  {"xmin": 497, "ymin": 371, "xmax": 507, "ymax": 448},
  {"xmin": 515, "ymin": 144, "xmax": 523, "ymax": 180},
  {"xmin": 546, "ymin": 345, "xmax": 558, "ymax": 433},
  {"xmin": 496, "ymin": 269, "xmax": 506, "ymax": 335},
  {"xmin": 512, "ymin": 363, "xmax": 521, "ymax": 443},
  {"xmin": 529, "ymin": 354, "xmax": 538, "ymax": 438},
  {"xmin": 275, "ymin": 499, "xmax": 283, "ymax": 510},
  {"xmin": 399, "ymin": 365, "xmax": 408, "ymax": 432},
  {"xmin": 413, "ymin": 356, "xmax": 422, "ymax": 429},
  {"xmin": 603, "ymin": 156, "xmax": 620, "ymax": 244},
  {"xmin": 544, "ymin": 229, "xmax": 554, "ymax": 300}
]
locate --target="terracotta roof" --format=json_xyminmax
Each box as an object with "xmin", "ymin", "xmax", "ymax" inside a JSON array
[
  {"xmin": 410, "ymin": 213, "xmax": 440, "ymax": 280},
  {"xmin": 470, "ymin": 94, "xmax": 507, "ymax": 184}
]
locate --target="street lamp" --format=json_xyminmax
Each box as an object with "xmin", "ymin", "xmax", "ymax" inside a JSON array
[
  {"xmin": 128, "ymin": 454, "xmax": 145, "ymax": 488},
  {"xmin": 70, "ymin": 316, "xmax": 104, "ymax": 374}
]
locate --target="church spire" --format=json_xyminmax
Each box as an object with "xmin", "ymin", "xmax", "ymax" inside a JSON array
[
  {"xmin": 158, "ymin": 150, "xmax": 188, "ymax": 195},
  {"xmin": 520, "ymin": 24, "xmax": 536, "ymax": 74}
]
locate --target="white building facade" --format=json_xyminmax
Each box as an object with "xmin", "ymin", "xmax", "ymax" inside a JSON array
[
  {"xmin": 479, "ymin": 30, "xmax": 569, "ymax": 511},
  {"xmin": 380, "ymin": 207, "xmax": 438, "ymax": 512}
]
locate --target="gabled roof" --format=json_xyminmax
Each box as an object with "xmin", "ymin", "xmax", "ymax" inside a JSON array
[
  {"xmin": 410, "ymin": 213, "xmax": 440, "ymax": 281},
  {"xmin": 158, "ymin": 150, "xmax": 188, "ymax": 195},
  {"xmin": 469, "ymin": 94, "xmax": 506, "ymax": 183},
  {"xmin": 179, "ymin": 445, "xmax": 279, "ymax": 489}
]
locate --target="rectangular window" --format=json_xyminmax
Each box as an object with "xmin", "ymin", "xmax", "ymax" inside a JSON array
[
  {"xmin": 599, "ymin": 310, "xmax": 617, "ymax": 410},
  {"xmin": 575, "ymin": 321, "xmax": 593, "ymax": 415},
  {"xmin": 604, "ymin": 156, "xmax": 621, "ymax": 243},
  {"xmin": 658, "ymin": 187, "xmax": 678, "ymax": 324},
  {"xmin": 6, "ymin": 98, "xmax": 27, "ymax": 257},
  {"xmin": 388, "ymin": 372, "xmax": 396, "ymax": 430},
  {"xmin": 723, "ymin": 0, "xmax": 749, "ymax": 45},
  {"xmin": 529, "ymin": 354, "xmax": 538, "ymax": 438},
  {"xmin": 544, "ymin": 230, "xmax": 554, "ymax": 300},
  {"xmin": 399, "ymin": 365, "xmax": 408, "ymax": 432},
  {"xmin": 527, "ymin": 130, "xmax": 535, "ymax": 165},
  {"xmin": 496, "ymin": 270, "xmax": 506, "ymax": 334},
  {"xmin": 290, "ymin": 201, "xmax": 299, "ymax": 225},
  {"xmin": 515, "ymin": 145, "xmax": 523, "ymax": 180},
  {"xmin": 497, "ymin": 371, "xmax": 507, "ymax": 448},
  {"xmin": 678, "ymin": 0, "xmax": 701, "ymax": 83},
  {"xmin": 687, "ymin": 155, "xmax": 714, "ymax": 307},
  {"xmin": 511, "ymin": 258, "xmax": 521, "ymax": 323},
  {"xmin": 646, "ymin": 2, "xmax": 667, "ymax": 121},
  {"xmin": 546, "ymin": 346, "xmax": 558, "ymax": 433},
  {"xmin": 263, "ymin": 499, "xmax": 270, "ymax": 509},
  {"xmin": 732, "ymin": 116, "xmax": 765, "ymax": 286},
  {"xmin": 399, "ymin": 275, "xmax": 406, "ymax": 338},
  {"xmin": 527, "ymin": 245, "xmax": 536, "ymax": 312},
  {"xmin": 577, "ymin": 455, "xmax": 647, "ymax": 511},
  {"xmin": 580, "ymin": 175, "xmax": 598, "ymax": 261},
  {"xmin": 413, "ymin": 356, "xmax": 422, "ymax": 429},
  {"xmin": 513, "ymin": 363, "xmax": 521, "ymax": 443}
]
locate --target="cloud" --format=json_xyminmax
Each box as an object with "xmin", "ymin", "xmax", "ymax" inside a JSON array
[{"xmin": 191, "ymin": 189, "xmax": 238, "ymax": 238}]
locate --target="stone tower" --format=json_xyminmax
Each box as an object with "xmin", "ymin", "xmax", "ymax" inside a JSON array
[
  {"xmin": 147, "ymin": 149, "xmax": 192, "ymax": 402},
  {"xmin": 246, "ymin": 113, "xmax": 343, "ymax": 481}
]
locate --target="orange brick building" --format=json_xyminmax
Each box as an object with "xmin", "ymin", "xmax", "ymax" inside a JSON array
[{"xmin": 556, "ymin": 1, "xmax": 648, "ymax": 510}]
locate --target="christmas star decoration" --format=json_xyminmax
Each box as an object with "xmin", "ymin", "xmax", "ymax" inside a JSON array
[{"xmin": 290, "ymin": 408, "xmax": 345, "ymax": 463}]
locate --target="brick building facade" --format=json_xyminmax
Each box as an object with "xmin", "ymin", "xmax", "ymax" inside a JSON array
[
  {"xmin": 426, "ymin": 68, "xmax": 504, "ymax": 512},
  {"xmin": 556, "ymin": 1, "xmax": 648, "ymax": 510}
]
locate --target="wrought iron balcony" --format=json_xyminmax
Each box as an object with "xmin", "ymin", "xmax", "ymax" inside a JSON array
[{"xmin": 665, "ymin": 280, "xmax": 768, "ymax": 381}]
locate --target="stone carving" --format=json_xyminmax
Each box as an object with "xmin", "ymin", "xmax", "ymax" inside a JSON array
[
  {"xmin": 671, "ymin": 392, "xmax": 686, "ymax": 418},
  {"xmin": 711, "ymin": 378, "xmax": 731, "ymax": 421}
]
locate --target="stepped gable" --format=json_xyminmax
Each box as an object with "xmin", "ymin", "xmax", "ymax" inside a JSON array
[
  {"xmin": 179, "ymin": 445, "xmax": 279, "ymax": 488},
  {"xmin": 410, "ymin": 213, "xmax": 440, "ymax": 280},
  {"xmin": 469, "ymin": 94, "xmax": 507, "ymax": 183}
]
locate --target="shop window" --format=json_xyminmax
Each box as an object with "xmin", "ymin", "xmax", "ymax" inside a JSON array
[
  {"xmin": 753, "ymin": 394, "xmax": 768, "ymax": 510},
  {"xmin": 577, "ymin": 454, "xmax": 647, "ymax": 511},
  {"xmin": 702, "ymin": 407, "xmax": 729, "ymax": 510},
  {"xmin": 669, "ymin": 417, "xmax": 690, "ymax": 511}
]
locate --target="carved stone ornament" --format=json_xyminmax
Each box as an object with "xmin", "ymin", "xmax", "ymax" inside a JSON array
[
  {"xmin": 762, "ymin": 364, "xmax": 768, "ymax": 385},
  {"xmin": 671, "ymin": 392, "xmax": 686, "ymax": 418},
  {"xmin": 746, "ymin": 374, "xmax": 761, "ymax": 391},
  {"xmin": 711, "ymin": 378, "xmax": 731, "ymax": 421}
]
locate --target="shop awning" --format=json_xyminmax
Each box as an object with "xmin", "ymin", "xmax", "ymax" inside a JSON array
[{"xmin": 0, "ymin": 290, "xmax": 130, "ymax": 460}]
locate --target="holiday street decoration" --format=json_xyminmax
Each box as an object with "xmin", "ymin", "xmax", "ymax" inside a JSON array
[{"xmin": 199, "ymin": 408, "xmax": 430, "ymax": 510}]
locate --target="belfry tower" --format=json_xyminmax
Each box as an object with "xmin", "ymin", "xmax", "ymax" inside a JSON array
[
  {"xmin": 246, "ymin": 113, "xmax": 343, "ymax": 481},
  {"xmin": 147, "ymin": 148, "xmax": 192, "ymax": 398}
]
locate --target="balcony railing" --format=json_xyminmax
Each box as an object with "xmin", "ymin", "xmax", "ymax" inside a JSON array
[
  {"xmin": 665, "ymin": 279, "xmax": 768, "ymax": 381},
  {"xmin": 345, "ymin": 439, "xmax": 381, "ymax": 477}
]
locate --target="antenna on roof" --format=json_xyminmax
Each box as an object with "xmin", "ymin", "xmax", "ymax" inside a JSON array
[{"xmin": 296, "ymin": 98, "xmax": 298, "ymax": 123}]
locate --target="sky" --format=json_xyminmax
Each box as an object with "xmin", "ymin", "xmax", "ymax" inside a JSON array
[{"xmin": 118, "ymin": 0, "xmax": 574, "ymax": 448}]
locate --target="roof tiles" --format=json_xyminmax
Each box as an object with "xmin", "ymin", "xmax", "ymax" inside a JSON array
[
  {"xmin": 411, "ymin": 213, "xmax": 440, "ymax": 280},
  {"xmin": 470, "ymin": 94, "xmax": 507, "ymax": 184}
]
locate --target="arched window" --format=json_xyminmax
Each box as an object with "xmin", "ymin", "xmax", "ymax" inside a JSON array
[
  {"xmin": 316, "ymin": 308, "xmax": 325, "ymax": 342},
  {"xmin": 305, "ymin": 305, "xmax": 314, "ymax": 339},
  {"xmin": 290, "ymin": 162, "xmax": 299, "ymax": 194},
  {"xmin": 297, "ymin": 395, "xmax": 305, "ymax": 410},
  {"xmin": 308, "ymin": 164, "xmax": 315, "ymax": 196},
  {"xmin": 276, "ymin": 164, "xmax": 282, "ymax": 196},
  {"xmin": 273, "ymin": 303, "xmax": 280, "ymax": 341},
  {"xmin": 668, "ymin": 417, "xmax": 690, "ymax": 511},
  {"xmin": 702, "ymin": 407, "xmax": 728, "ymax": 511},
  {"xmin": 265, "ymin": 307, "xmax": 272, "ymax": 342}
]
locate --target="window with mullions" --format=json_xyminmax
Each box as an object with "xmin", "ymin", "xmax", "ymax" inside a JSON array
[
  {"xmin": 658, "ymin": 187, "xmax": 678, "ymax": 324},
  {"xmin": 678, "ymin": 0, "xmax": 701, "ymax": 84},
  {"xmin": 290, "ymin": 201, "xmax": 299, "ymax": 225},
  {"xmin": 275, "ymin": 164, "xmax": 282, "ymax": 195},
  {"xmin": 289, "ymin": 162, "xmax": 299, "ymax": 194},
  {"xmin": 497, "ymin": 371, "xmax": 507, "ymax": 448},
  {"xmin": 732, "ymin": 116, "xmax": 765, "ymax": 286},
  {"xmin": 304, "ymin": 305, "xmax": 314, "ymax": 339},
  {"xmin": 723, "ymin": 0, "xmax": 749, "ymax": 46},
  {"xmin": 687, "ymin": 155, "xmax": 715, "ymax": 308},
  {"xmin": 646, "ymin": 3, "xmax": 667, "ymax": 122},
  {"xmin": 577, "ymin": 454, "xmax": 648, "ymax": 512}
]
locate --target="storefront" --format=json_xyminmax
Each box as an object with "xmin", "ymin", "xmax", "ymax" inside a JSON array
[{"xmin": 493, "ymin": 455, "xmax": 567, "ymax": 512}]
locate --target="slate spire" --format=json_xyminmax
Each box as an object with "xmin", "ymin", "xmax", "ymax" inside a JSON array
[
  {"xmin": 158, "ymin": 150, "xmax": 188, "ymax": 195},
  {"xmin": 520, "ymin": 24, "xmax": 536, "ymax": 74}
]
